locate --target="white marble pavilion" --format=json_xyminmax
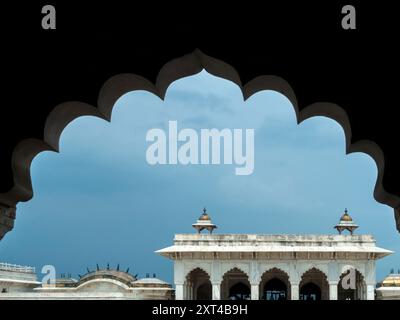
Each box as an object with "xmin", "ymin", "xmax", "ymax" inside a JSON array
[{"xmin": 156, "ymin": 208, "xmax": 393, "ymax": 300}]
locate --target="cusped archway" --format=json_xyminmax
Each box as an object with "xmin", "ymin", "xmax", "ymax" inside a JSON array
[
  {"xmin": 0, "ymin": 51, "xmax": 399, "ymax": 240},
  {"xmin": 185, "ymin": 267, "xmax": 212, "ymax": 300}
]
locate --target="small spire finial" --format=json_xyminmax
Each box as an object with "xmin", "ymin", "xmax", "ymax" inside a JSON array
[
  {"xmin": 345, "ymin": 208, "xmax": 348, "ymax": 214},
  {"xmin": 203, "ymin": 207, "xmax": 207, "ymax": 214}
]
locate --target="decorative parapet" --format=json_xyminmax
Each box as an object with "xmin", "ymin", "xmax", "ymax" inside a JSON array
[
  {"xmin": 0, "ymin": 262, "xmax": 38, "ymax": 282},
  {"xmin": 0, "ymin": 263, "xmax": 35, "ymax": 274},
  {"xmin": 172, "ymin": 233, "xmax": 378, "ymax": 246}
]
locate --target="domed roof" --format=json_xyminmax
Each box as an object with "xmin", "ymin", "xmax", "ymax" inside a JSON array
[
  {"xmin": 340, "ymin": 209, "xmax": 353, "ymax": 222},
  {"xmin": 198, "ymin": 207, "xmax": 211, "ymax": 220},
  {"xmin": 132, "ymin": 276, "xmax": 172, "ymax": 288},
  {"xmin": 381, "ymin": 272, "xmax": 400, "ymax": 287},
  {"xmin": 199, "ymin": 213, "xmax": 210, "ymax": 221},
  {"xmin": 77, "ymin": 266, "xmax": 137, "ymax": 287},
  {"xmin": 134, "ymin": 277, "xmax": 169, "ymax": 285}
]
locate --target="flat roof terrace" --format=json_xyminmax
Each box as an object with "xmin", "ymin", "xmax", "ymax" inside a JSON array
[{"xmin": 156, "ymin": 234, "xmax": 393, "ymax": 260}]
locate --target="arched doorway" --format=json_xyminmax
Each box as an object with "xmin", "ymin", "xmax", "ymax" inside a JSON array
[
  {"xmin": 300, "ymin": 282, "xmax": 321, "ymax": 300},
  {"xmin": 221, "ymin": 268, "xmax": 251, "ymax": 300},
  {"xmin": 264, "ymin": 278, "xmax": 287, "ymax": 300},
  {"xmin": 300, "ymin": 268, "xmax": 329, "ymax": 300},
  {"xmin": 229, "ymin": 282, "xmax": 251, "ymax": 300},
  {"xmin": 186, "ymin": 268, "xmax": 212, "ymax": 300},
  {"xmin": 260, "ymin": 268, "xmax": 290, "ymax": 300},
  {"xmin": 338, "ymin": 268, "xmax": 366, "ymax": 300}
]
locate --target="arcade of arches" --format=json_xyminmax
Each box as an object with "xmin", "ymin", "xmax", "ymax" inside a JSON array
[{"xmin": 181, "ymin": 266, "xmax": 368, "ymax": 300}]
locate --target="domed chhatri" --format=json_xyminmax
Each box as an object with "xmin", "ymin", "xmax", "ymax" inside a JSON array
[
  {"xmin": 192, "ymin": 207, "xmax": 217, "ymax": 234},
  {"xmin": 381, "ymin": 271, "xmax": 400, "ymax": 287},
  {"xmin": 334, "ymin": 208, "xmax": 359, "ymax": 235}
]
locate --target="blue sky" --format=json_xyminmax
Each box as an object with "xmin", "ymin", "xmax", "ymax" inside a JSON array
[{"xmin": 0, "ymin": 70, "xmax": 398, "ymax": 284}]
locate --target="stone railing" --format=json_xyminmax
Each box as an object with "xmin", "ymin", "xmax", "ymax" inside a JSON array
[
  {"xmin": 173, "ymin": 233, "xmax": 376, "ymax": 247},
  {"xmin": 0, "ymin": 262, "xmax": 35, "ymax": 274}
]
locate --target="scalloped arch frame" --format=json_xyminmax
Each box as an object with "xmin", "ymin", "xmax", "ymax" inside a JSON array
[
  {"xmin": 185, "ymin": 267, "xmax": 211, "ymax": 280},
  {"xmin": 0, "ymin": 50, "xmax": 399, "ymax": 239},
  {"xmin": 300, "ymin": 267, "xmax": 329, "ymax": 282}
]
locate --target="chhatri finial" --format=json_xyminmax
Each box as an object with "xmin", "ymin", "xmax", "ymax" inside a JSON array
[
  {"xmin": 334, "ymin": 208, "xmax": 359, "ymax": 235},
  {"xmin": 192, "ymin": 207, "xmax": 217, "ymax": 234}
]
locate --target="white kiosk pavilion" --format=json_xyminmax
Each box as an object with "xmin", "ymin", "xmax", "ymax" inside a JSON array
[{"xmin": 156, "ymin": 209, "xmax": 393, "ymax": 300}]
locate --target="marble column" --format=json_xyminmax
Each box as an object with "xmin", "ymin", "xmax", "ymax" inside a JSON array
[
  {"xmin": 187, "ymin": 281, "xmax": 193, "ymax": 300},
  {"xmin": 175, "ymin": 283, "xmax": 185, "ymax": 300},
  {"xmin": 212, "ymin": 282, "xmax": 221, "ymax": 300},
  {"xmin": 366, "ymin": 284, "xmax": 375, "ymax": 300},
  {"xmin": 329, "ymin": 281, "xmax": 338, "ymax": 300},
  {"xmin": 291, "ymin": 282, "xmax": 299, "ymax": 300},
  {"xmin": 251, "ymin": 283, "xmax": 259, "ymax": 300}
]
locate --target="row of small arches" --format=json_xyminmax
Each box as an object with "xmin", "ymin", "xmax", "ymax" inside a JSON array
[{"xmin": 185, "ymin": 267, "xmax": 366, "ymax": 300}]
